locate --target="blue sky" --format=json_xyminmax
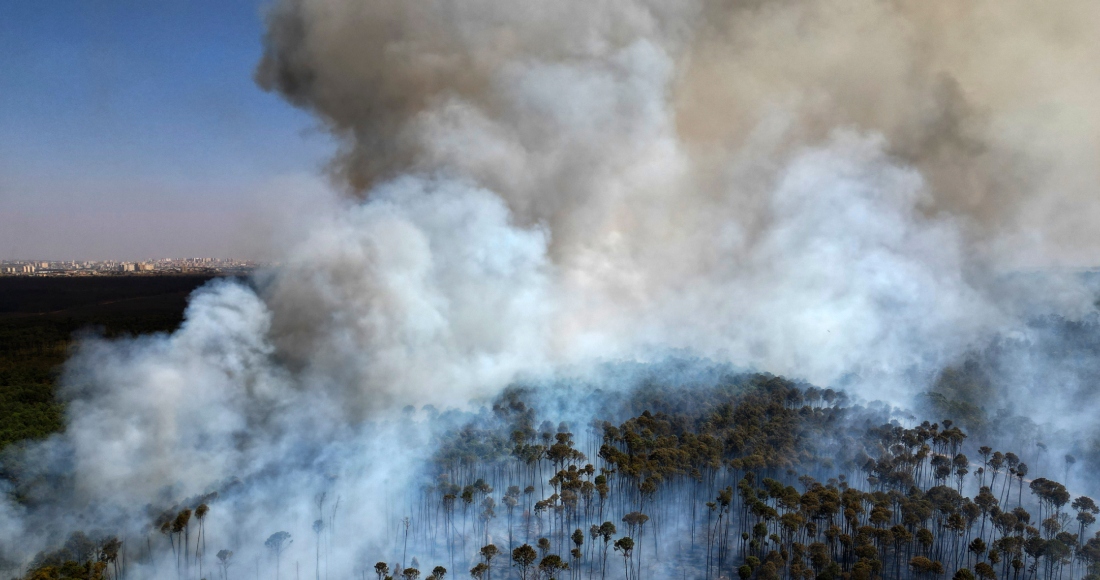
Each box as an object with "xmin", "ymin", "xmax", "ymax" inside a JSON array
[{"xmin": 0, "ymin": 0, "xmax": 334, "ymax": 260}]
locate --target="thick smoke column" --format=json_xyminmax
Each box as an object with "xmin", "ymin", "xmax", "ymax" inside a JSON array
[
  {"xmin": 3, "ymin": 0, "xmax": 1100, "ymax": 576},
  {"xmin": 254, "ymin": 0, "xmax": 1100, "ymax": 397},
  {"xmin": 256, "ymin": 0, "xmax": 1100, "ymax": 264}
]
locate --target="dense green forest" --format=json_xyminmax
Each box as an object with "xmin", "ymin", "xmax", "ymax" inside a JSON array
[
  {"xmin": 0, "ymin": 276, "xmax": 215, "ymax": 450},
  {"xmin": 15, "ymin": 374, "xmax": 1100, "ymax": 580}
]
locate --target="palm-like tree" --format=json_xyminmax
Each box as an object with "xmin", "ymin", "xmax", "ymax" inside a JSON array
[
  {"xmin": 403, "ymin": 517, "xmax": 412, "ymax": 568},
  {"xmin": 613, "ymin": 537, "xmax": 634, "ymax": 580},
  {"xmin": 172, "ymin": 509, "xmax": 192, "ymax": 579},
  {"xmin": 537, "ymin": 538, "xmax": 551, "ymax": 557},
  {"xmin": 265, "ymin": 531, "xmax": 292, "ymax": 580},
  {"xmin": 621, "ymin": 513, "xmax": 648, "ymax": 580},
  {"xmin": 196, "ymin": 503, "xmax": 209, "ymax": 579},
  {"xmin": 538, "ymin": 554, "xmax": 567, "ymax": 580},
  {"xmin": 512, "ymin": 544, "xmax": 537, "ymax": 580},
  {"xmin": 1015, "ymin": 463, "xmax": 1028, "ymax": 507},
  {"xmin": 217, "ymin": 549, "xmax": 234, "ymax": 580},
  {"xmin": 1075, "ymin": 496, "xmax": 1099, "ymax": 543},
  {"xmin": 479, "ymin": 544, "xmax": 499, "ymax": 580},
  {"xmin": 597, "ymin": 522, "xmax": 615, "ymax": 580},
  {"xmin": 504, "ymin": 487, "xmax": 520, "ymax": 552},
  {"xmin": 99, "ymin": 537, "xmax": 122, "ymax": 580}
]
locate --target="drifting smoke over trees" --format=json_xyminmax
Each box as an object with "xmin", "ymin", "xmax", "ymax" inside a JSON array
[
  {"xmin": 8, "ymin": 0, "xmax": 1100, "ymax": 579},
  {"xmin": 16, "ymin": 372, "xmax": 1100, "ymax": 580}
]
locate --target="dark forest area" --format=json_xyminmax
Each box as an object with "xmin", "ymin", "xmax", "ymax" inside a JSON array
[{"xmin": 0, "ymin": 276, "xmax": 216, "ymax": 450}]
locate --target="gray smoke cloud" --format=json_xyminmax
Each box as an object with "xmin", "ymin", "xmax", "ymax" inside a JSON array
[
  {"xmin": 251, "ymin": 0, "xmax": 1100, "ymax": 397},
  {"xmin": 255, "ymin": 0, "xmax": 1100, "ymax": 266},
  {"xmin": 3, "ymin": 0, "xmax": 1100, "ymax": 575}
]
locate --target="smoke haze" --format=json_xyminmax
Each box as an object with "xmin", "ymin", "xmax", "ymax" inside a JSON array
[{"xmin": 4, "ymin": 0, "xmax": 1100, "ymax": 576}]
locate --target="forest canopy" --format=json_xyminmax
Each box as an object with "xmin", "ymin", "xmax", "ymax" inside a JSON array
[{"xmin": 9, "ymin": 369, "xmax": 1100, "ymax": 580}]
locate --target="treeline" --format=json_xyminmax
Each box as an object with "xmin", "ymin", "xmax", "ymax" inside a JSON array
[{"xmin": 13, "ymin": 374, "xmax": 1100, "ymax": 580}]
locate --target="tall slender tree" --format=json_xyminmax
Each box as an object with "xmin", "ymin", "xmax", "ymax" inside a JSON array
[
  {"xmin": 217, "ymin": 549, "xmax": 234, "ymax": 580},
  {"xmin": 266, "ymin": 531, "xmax": 292, "ymax": 580}
]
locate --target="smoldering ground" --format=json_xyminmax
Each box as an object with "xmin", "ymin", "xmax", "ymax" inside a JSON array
[{"xmin": 4, "ymin": 0, "xmax": 1100, "ymax": 577}]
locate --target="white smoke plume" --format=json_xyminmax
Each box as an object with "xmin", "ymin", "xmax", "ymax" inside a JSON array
[{"xmin": 4, "ymin": 0, "xmax": 1100, "ymax": 576}]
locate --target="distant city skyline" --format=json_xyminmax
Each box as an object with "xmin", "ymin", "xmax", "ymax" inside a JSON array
[
  {"xmin": 0, "ymin": 1, "xmax": 333, "ymax": 261},
  {"xmin": 0, "ymin": 257, "xmax": 261, "ymax": 276}
]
